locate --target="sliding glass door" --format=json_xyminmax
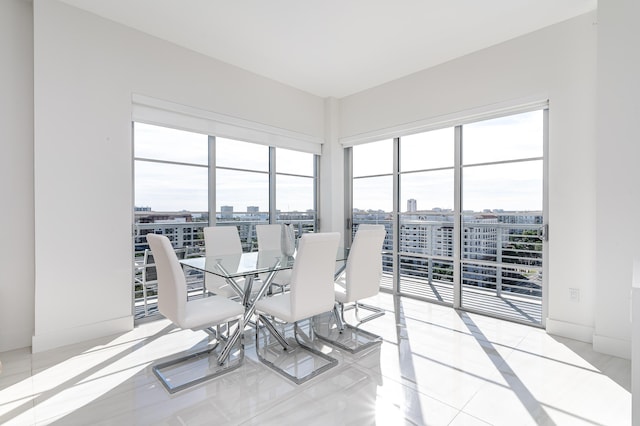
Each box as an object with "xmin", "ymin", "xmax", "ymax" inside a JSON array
[
  {"xmin": 460, "ymin": 111, "xmax": 545, "ymax": 323},
  {"xmin": 348, "ymin": 108, "xmax": 547, "ymax": 326},
  {"xmin": 398, "ymin": 128, "xmax": 456, "ymax": 304},
  {"xmin": 351, "ymin": 140, "xmax": 394, "ymax": 290}
]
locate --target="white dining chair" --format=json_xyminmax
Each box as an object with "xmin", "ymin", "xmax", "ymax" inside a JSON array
[
  {"xmin": 254, "ymin": 232, "xmax": 340, "ymax": 384},
  {"xmin": 255, "ymin": 224, "xmax": 292, "ymax": 289},
  {"xmin": 203, "ymin": 226, "xmax": 246, "ymax": 298},
  {"xmin": 136, "ymin": 245, "xmax": 188, "ymax": 317},
  {"xmin": 146, "ymin": 234, "xmax": 245, "ymax": 393},
  {"xmin": 315, "ymin": 224, "xmax": 387, "ymax": 353}
]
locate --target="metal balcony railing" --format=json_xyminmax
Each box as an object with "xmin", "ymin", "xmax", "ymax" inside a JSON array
[{"xmin": 354, "ymin": 214, "xmax": 543, "ymax": 324}]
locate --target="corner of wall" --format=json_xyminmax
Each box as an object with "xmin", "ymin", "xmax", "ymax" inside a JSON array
[
  {"xmin": 319, "ymin": 97, "xmax": 344, "ymax": 234},
  {"xmin": 593, "ymin": 333, "xmax": 631, "ymax": 360},
  {"xmin": 546, "ymin": 317, "xmax": 594, "ymax": 343}
]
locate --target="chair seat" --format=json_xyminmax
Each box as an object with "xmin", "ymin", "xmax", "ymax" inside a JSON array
[
  {"xmin": 180, "ymin": 295, "xmax": 245, "ymax": 331},
  {"xmin": 255, "ymin": 293, "xmax": 294, "ymax": 323},
  {"xmin": 255, "ymin": 291, "xmax": 335, "ymax": 324}
]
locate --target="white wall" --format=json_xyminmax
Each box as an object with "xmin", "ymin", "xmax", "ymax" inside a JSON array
[
  {"xmin": 0, "ymin": 0, "xmax": 35, "ymax": 352},
  {"xmin": 338, "ymin": 13, "xmax": 602, "ymax": 349},
  {"xmin": 595, "ymin": 1, "xmax": 640, "ymax": 359},
  {"xmin": 31, "ymin": 0, "xmax": 324, "ymax": 352}
]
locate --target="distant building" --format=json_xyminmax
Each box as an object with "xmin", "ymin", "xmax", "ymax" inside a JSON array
[
  {"xmin": 134, "ymin": 211, "xmax": 192, "ymax": 224},
  {"xmin": 407, "ymin": 199, "xmax": 417, "ymax": 212},
  {"xmin": 353, "ymin": 208, "xmax": 542, "ymax": 282},
  {"xmin": 221, "ymin": 205, "xmax": 233, "ymax": 219}
]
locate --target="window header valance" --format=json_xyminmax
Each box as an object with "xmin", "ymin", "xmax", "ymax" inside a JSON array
[
  {"xmin": 340, "ymin": 95, "xmax": 549, "ymax": 147},
  {"xmin": 132, "ymin": 94, "xmax": 323, "ymax": 155}
]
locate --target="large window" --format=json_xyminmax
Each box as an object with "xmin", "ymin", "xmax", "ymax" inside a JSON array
[
  {"xmin": 215, "ymin": 138, "xmax": 270, "ymax": 250},
  {"xmin": 133, "ymin": 123, "xmax": 210, "ymax": 318},
  {"xmin": 214, "ymin": 140, "xmax": 317, "ymax": 249},
  {"xmin": 133, "ymin": 124, "xmax": 318, "ymax": 318},
  {"xmin": 276, "ymin": 148, "xmax": 317, "ymax": 235},
  {"xmin": 349, "ymin": 108, "xmax": 546, "ymax": 326},
  {"xmin": 133, "ymin": 123, "xmax": 209, "ymax": 252}
]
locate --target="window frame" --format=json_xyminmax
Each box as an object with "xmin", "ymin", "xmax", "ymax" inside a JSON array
[{"xmin": 346, "ymin": 107, "xmax": 548, "ymax": 327}]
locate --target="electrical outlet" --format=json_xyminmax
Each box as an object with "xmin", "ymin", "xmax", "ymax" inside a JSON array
[{"xmin": 569, "ymin": 288, "xmax": 580, "ymax": 302}]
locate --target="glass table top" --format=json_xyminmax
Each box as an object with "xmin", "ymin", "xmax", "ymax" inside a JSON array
[{"xmin": 180, "ymin": 248, "xmax": 348, "ymax": 279}]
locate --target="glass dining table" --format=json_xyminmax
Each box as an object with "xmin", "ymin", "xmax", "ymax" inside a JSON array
[{"xmin": 180, "ymin": 247, "xmax": 348, "ymax": 364}]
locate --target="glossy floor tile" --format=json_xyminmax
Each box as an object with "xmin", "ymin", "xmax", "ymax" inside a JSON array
[{"xmin": 0, "ymin": 293, "xmax": 631, "ymax": 425}]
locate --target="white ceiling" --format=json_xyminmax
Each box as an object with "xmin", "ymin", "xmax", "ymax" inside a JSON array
[{"xmin": 58, "ymin": 0, "xmax": 597, "ymax": 98}]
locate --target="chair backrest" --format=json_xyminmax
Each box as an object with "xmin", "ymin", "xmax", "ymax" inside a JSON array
[
  {"xmin": 256, "ymin": 224, "xmax": 283, "ymax": 252},
  {"xmin": 289, "ymin": 232, "xmax": 340, "ymax": 321},
  {"xmin": 203, "ymin": 226, "xmax": 243, "ymax": 256},
  {"xmin": 146, "ymin": 234, "xmax": 187, "ymax": 327},
  {"xmin": 345, "ymin": 225, "xmax": 386, "ymax": 302},
  {"xmin": 203, "ymin": 226, "xmax": 243, "ymax": 295}
]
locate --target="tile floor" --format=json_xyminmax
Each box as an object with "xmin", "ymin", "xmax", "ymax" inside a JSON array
[{"xmin": 0, "ymin": 293, "xmax": 632, "ymax": 425}]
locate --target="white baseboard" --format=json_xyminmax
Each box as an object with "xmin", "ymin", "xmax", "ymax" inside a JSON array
[
  {"xmin": 546, "ymin": 317, "xmax": 594, "ymax": 343},
  {"xmin": 593, "ymin": 333, "xmax": 631, "ymax": 360},
  {"xmin": 31, "ymin": 315, "xmax": 133, "ymax": 353},
  {"xmin": 0, "ymin": 327, "xmax": 34, "ymax": 353},
  {"xmin": 546, "ymin": 317, "xmax": 631, "ymax": 359}
]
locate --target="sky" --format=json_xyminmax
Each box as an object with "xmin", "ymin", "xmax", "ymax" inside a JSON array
[
  {"xmin": 135, "ymin": 109, "xmax": 544, "ymax": 214},
  {"xmin": 134, "ymin": 124, "xmax": 314, "ymax": 212},
  {"xmin": 352, "ymin": 110, "xmax": 543, "ymax": 213}
]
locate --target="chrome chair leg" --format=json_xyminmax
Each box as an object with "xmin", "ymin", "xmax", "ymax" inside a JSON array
[
  {"xmin": 315, "ymin": 302, "xmax": 384, "ymax": 354},
  {"xmin": 333, "ymin": 303, "xmax": 345, "ymax": 332},
  {"xmin": 153, "ymin": 321, "xmax": 244, "ymax": 394},
  {"xmin": 351, "ymin": 302, "xmax": 385, "ymax": 325},
  {"xmin": 255, "ymin": 317, "xmax": 337, "ymax": 385}
]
